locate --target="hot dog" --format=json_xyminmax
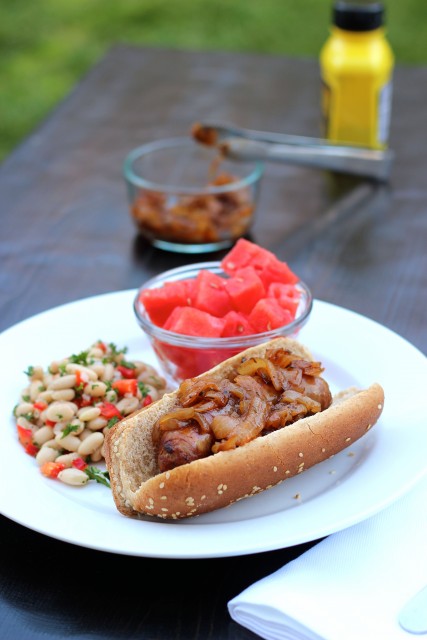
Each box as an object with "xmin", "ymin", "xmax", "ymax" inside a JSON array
[{"xmin": 104, "ymin": 337, "xmax": 384, "ymax": 520}]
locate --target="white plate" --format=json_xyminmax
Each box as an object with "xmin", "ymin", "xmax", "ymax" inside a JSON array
[{"xmin": 0, "ymin": 290, "xmax": 426, "ymax": 559}]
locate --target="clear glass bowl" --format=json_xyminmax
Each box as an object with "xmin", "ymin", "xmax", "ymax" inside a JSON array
[
  {"xmin": 123, "ymin": 137, "xmax": 264, "ymax": 253},
  {"xmin": 134, "ymin": 262, "xmax": 313, "ymax": 384}
]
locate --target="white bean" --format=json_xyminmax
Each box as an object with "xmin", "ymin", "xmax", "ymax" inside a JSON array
[
  {"xmin": 86, "ymin": 416, "xmax": 108, "ymax": 431},
  {"xmin": 36, "ymin": 447, "xmax": 59, "ymax": 466},
  {"xmin": 36, "ymin": 390, "xmax": 54, "ymax": 403},
  {"xmin": 79, "ymin": 428, "xmax": 93, "ymax": 441},
  {"xmin": 29, "ymin": 380, "xmax": 45, "ymax": 402},
  {"xmin": 41, "ymin": 438, "xmax": 63, "ymax": 451},
  {"xmin": 116, "ymin": 396, "xmax": 139, "ymax": 415},
  {"xmin": 45, "ymin": 402, "xmax": 76, "ymax": 423},
  {"xmin": 101, "ymin": 363, "xmax": 115, "ymax": 381},
  {"xmin": 15, "ymin": 402, "xmax": 34, "ymax": 417},
  {"xmin": 65, "ymin": 363, "xmax": 97, "ymax": 381},
  {"xmin": 84, "ymin": 381, "xmax": 107, "ymax": 397},
  {"xmin": 58, "ymin": 468, "xmax": 89, "ymax": 486},
  {"xmin": 52, "ymin": 389, "xmax": 75, "ymax": 402},
  {"xmin": 77, "ymin": 432, "xmax": 104, "ymax": 456},
  {"xmin": 55, "ymin": 433, "xmax": 81, "ymax": 452},
  {"xmin": 105, "ymin": 389, "xmax": 118, "ymax": 403},
  {"xmin": 90, "ymin": 446, "xmax": 103, "ymax": 462},
  {"xmin": 16, "ymin": 415, "xmax": 34, "ymax": 431},
  {"xmin": 88, "ymin": 363, "xmax": 104, "ymax": 377},
  {"xmin": 68, "ymin": 419, "xmax": 84, "ymax": 436},
  {"xmin": 48, "ymin": 374, "xmax": 76, "ymax": 390},
  {"xmin": 33, "ymin": 426, "xmax": 54, "ymax": 447},
  {"xmin": 78, "ymin": 406, "xmax": 101, "ymax": 422},
  {"xmin": 55, "ymin": 452, "xmax": 82, "ymax": 467},
  {"xmin": 88, "ymin": 347, "xmax": 104, "ymax": 359},
  {"xmin": 29, "ymin": 365, "xmax": 44, "ymax": 381}
]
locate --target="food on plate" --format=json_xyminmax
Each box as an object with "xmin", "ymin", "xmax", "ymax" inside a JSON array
[
  {"xmin": 135, "ymin": 239, "xmax": 308, "ymax": 381},
  {"xmin": 104, "ymin": 336, "xmax": 384, "ymax": 519},
  {"xmin": 13, "ymin": 341, "xmax": 169, "ymax": 487},
  {"xmin": 131, "ymin": 172, "xmax": 254, "ymax": 245},
  {"xmin": 139, "ymin": 238, "xmax": 301, "ymax": 336}
]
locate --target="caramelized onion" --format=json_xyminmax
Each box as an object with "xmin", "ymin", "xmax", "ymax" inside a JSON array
[{"xmin": 153, "ymin": 347, "xmax": 332, "ymax": 471}]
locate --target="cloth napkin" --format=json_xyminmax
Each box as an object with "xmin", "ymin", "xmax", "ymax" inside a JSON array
[{"xmin": 228, "ymin": 473, "xmax": 427, "ymax": 640}]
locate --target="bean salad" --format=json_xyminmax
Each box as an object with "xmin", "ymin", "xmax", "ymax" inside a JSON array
[{"xmin": 13, "ymin": 340, "xmax": 169, "ymax": 487}]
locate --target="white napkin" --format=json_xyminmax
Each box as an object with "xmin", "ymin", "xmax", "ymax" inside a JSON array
[{"xmin": 228, "ymin": 473, "xmax": 427, "ymax": 640}]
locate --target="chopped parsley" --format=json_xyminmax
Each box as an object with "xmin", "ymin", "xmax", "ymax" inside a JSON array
[
  {"xmin": 61, "ymin": 424, "xmax": 79, "ymax": 438},
  {"xmin": 69, "ymin": 350, "xmax": 90, "ymax": 365},
  {"xmin": 85, "ymin": 466, "xmax": 111, "ymax": 488}
]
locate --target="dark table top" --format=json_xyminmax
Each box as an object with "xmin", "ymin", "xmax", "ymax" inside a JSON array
[{"xmin": 1, "ymin": 45, "xmax": 426, "ymax": 640}]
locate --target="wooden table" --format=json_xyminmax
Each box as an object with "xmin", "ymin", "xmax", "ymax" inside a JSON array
[{"xmin": 1, "ymin": 45, "xmax": 426, "ymax": 639}]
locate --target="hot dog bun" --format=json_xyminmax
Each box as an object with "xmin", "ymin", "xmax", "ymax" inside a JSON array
[{"xmin": 104, "ymin": 337, "xmax": 384, "ymax": 520}]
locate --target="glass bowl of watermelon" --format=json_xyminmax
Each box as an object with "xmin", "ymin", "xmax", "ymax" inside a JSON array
[
  {"xmin": 123, "ymin": 137, "xmax": 264, "ymax": 253},
  {"xmin": 134, "ymin": 239, "xmax": 313, "ymax": 384}
]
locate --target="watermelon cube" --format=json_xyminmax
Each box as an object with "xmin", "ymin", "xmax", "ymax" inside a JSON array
[
  {"xmin": 163, "ymin": 306, "xmax": 225, "ymax": 337},
  {"xmin": 221, "ymin": 238, "xmax": 298, "ymax": 287},
  {"xmin": 221, "ymin": 310, "xmax": 255, "ymax": 337},
  {"xmin": 224, "ymin": 266, "xmax": 265, "ymax": 315},
  {"xmin": 193, "ymin": 269, "xmax": 232, "ymax": 317},
  {"xmin": 248, "ymin": 297, "xmax": 293, "ymax": 332},
  {"xmin": 267, "ymin": 283, "xmax": 301, "ymax": 319},
  {"xmin": 139, "ymin": 279, "xmax": 194, "ymax": 327}
]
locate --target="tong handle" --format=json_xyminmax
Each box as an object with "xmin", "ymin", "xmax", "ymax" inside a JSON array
[
  {"xmin": 193, "ymin": 123, "xmax": 394, "ymax": 181},
  {"xmin": 222, "ymin": 138, "xmax": 394, "ymax": 181}
]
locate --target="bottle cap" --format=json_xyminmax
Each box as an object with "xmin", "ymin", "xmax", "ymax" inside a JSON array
[{"xmin": 333, "ymin": 1, "xmax": 384, "ymax": 31}]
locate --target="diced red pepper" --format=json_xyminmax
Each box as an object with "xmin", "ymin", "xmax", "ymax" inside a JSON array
[
  {"xmin": 40, "ymin": 461, "xmax": 66, "ymax": 479},
  {"xmin": 95, "ymin": 341, "xmax": 108, "ymax": 353},
  {"xmin": 72, "ymin": 457, "xmax": 88, "ymax": 471},
  {"xmin": 116, "ymin": 365, "xmax": 136, "ymax": 379},
  {"xmin": 142, "ymin": 395, "xmax": 153, "ymax": 407},
  {"xmin": 98, "ymin": 402, "xmax": 122, "ymax": 420},
  {"xmin": 45, "ymin": 419, "xmax": 57, "ymax": 427},
  {"xmin": 74, "ymin": 395, "xmax": 93, "ymax": 409},
  {"xmin": 17, "ymin": 425, "xmax": 33, "ymax": 447},
  {"xmin": 112, "ymin": 378, "xmax": 138, "ymax": 396},
  {"xmin": 74, "ymin": 370, "xmax": 84, "ymax": 388},
  {"xmin": 25, "ymin": 443, "xmax": 39, "ymax": 457},
  {"xmin": 33, "ymin": 401, "xmax": 48, "ymax": 411}
]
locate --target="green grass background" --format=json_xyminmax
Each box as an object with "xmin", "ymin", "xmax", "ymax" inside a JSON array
[{"xmin": 1, "ymin": 0, "xmax": 426, "ymax": 162}]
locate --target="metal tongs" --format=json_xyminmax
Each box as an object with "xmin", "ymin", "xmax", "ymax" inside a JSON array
[{"xmin": 192, "ymin": 123, "xmax": 394, "ymax": 181}]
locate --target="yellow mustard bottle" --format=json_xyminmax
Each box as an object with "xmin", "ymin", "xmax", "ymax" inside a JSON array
[{"xmin": 320, "ymin": 1, "xmax": 394, "ymax": 149}]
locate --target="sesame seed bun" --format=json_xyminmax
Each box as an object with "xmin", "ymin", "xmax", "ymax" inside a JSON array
[{"xmin": 104, "ymin": 337, "xmax": 384, "ymax": 520}]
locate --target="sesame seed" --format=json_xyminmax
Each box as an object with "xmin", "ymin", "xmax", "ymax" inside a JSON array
[
  {"xmin": 298, "ymin": 452, "xmax": 304, "ymax": 458},
  {"xmin": 185, "ymin": 497, "xmax": 195, "ymax": 506},
  {"xmin": 378, "ymin": 404, "xmax": 382, "ymax": 410},
  {"xmin": 273, "ymin": 466, "xmax": 278, "ymax": 472},
  {"xmin": 160, "ymin": 496, "xmax": 167, "ymax": 500},
  {"xmin": 201, "ymin": 495, "xmax": 206, "ymax": 500},
  {"xmin": 345, "ymin": 437, "xmax": 351, "ymax": 442},
  {"xmin": 161, "ymin": 507, "xmax": 168, "ymax": 512},
  {"xmin": 165, "ymin": 472, "xmax": 171, "ymax": 479},
  {"xmin": 285, "ymin": 469, "xmax": 290, "ymax": 474},
  {"xmin": 159, "ymin": 482, "xmax": 165, "ymax": 489},
  {"xmin": 366, "ymin": 423, "xmax": 372, "ymax": 431},
  {"xmin": 321, "ymin": 448, "xmax": 326, "ymax": 453},
  {"xmin": 148, "ymin": 497, "xmax": 154, "ymax": 504}
]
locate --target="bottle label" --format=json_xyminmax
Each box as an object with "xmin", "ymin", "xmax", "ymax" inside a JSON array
[{"xmin": 378, "ymin": 80, "xmax": 393, "ymax": 145}]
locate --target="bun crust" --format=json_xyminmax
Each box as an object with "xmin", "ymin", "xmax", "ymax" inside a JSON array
[{"xmin": 104, "ymin": 337, "xmax": 384, "ymax": 520}]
